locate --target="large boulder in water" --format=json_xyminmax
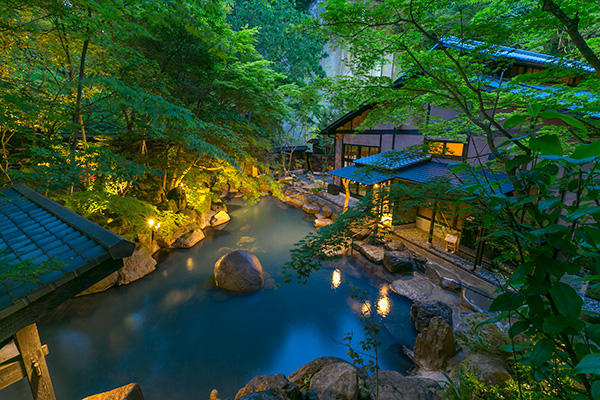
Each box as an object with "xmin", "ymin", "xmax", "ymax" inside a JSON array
[
  {"xmin": 410, "ymin": 301, "xmax": 453, "ymax": 333},
  {"xmin": 119, "ymin": 246, "xmax": 157, "ymax": 285},
  {"xmin": 309, "ymin": 362, "xmax": 358, "ymax": 400},
  {"xmin": 214, "ymin": 250, "xmax": 264, "ymax": 292},
  {"xmin": 413, "ymin": 316, "xmax": 457, "ymax": 370},
  {"xmin": 173, "ymin": 229, "xmax": 205, "ymax": 249}
]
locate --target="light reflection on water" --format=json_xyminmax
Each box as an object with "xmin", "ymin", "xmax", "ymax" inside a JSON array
[{"xmin": 3, "ymin": 197, "xmax": 416, "ymax": 400}]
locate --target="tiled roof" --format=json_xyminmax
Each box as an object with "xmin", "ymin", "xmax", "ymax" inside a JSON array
[
  {"xmin": 329, "ymin": 152, "xmax": 513, "ymax": 194},
  {"xmin": 394, "ymin": 161, "xmax": 453, "ymax": 183},
  {"xmin": 328, "ymin": 165, "xmax": 396, "ymax": 185},
  {"xmin": 354, "ymin": 151, "xmax": 430, "ymax": 170},
  {"xmin": 439, "ymin": 36, "xmax": 595, "ymax": 73},
  {"xmin": 482, "ymin": 76, "xmax": 600, "ymax": 119},
  {"xmin": 0, "ymin": 184, "xmax": 134, "ymax": 340}
]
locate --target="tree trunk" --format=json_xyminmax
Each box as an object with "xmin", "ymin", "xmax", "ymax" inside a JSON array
[
  {"xmin": 74, "ymin": 8, "xmax": 92, "ymax": 145},
  {"xmin": 428, "ymin": 201, "xmax": 437, "ymax": 244}
]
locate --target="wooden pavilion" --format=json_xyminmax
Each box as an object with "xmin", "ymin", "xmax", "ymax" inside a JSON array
[{"xmin": 0, "ymin": 183, "xmax": 134, "ymax": 399}]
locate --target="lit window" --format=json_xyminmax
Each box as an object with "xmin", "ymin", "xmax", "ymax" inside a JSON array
[{"xmin": 426, "ymin": 141, "xmax": 464, "ymax": 158}]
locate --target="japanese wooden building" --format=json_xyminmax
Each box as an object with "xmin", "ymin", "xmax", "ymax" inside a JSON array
[{"xmin": 320, "ymin": 37, "xmax": 596, "ymax": 264}]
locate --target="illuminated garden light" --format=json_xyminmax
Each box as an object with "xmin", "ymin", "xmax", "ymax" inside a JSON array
[
  {"xmin": 331, "ymin": 269, "xmax": 341, "ymax": 289},
  {"xmin": 148, "ymin": 218, "xmax": 155, "ymax": 228},
  {"xmin": 377, "ymin": 296, "xmax": 390, "ymax": 317}
]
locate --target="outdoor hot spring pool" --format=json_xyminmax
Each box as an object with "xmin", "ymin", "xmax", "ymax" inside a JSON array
[{"xmin": 4, "ymin": 197, "xmax": 416, "ymax": 400}]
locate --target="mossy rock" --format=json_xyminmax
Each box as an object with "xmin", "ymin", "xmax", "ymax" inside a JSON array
[{"xmin": 586, "ymin": 282, "xmax": 600, "ymax": 301}]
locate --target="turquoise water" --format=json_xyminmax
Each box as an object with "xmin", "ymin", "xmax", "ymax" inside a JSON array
[{"xmin": 3, "ymin": 198, "xmax": 415, "ymax": 399}]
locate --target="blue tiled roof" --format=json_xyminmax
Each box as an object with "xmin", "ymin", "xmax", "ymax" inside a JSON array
[
  {"xmin": 440, "ymin": 37, "xmax": 595, "ymax": 73},
  {"xmin": 0, "ymin": 184, "xmax": 135, "ymax": 338},
  {"xmin": 329, "ymin": 159, "xmax": 513, "ymax": 194},
  {"xmin": 354, "ymin": 151, "xmax": 430, "ymax": 170},
  {"xmin": 482, "ymin": 76, "xmax": 600, "ymax": 119},
  {"xmin": 328, "ymin": 165, "xmax": 396, "ymax": 185},
  {"xmin": 395, "ymin": 161, "xmax": 452, "ymax": 183}
]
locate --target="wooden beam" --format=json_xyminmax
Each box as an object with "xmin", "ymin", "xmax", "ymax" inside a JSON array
[
  {"xmin": 15, "ymin": 324, "xmax": 56, "ymax": 400},
  {"xmin": 0, "ymin": 340, "xmax": 19, "ymax": 364},
  {"xmin": 0, "ymin": 359, "xmax": 26, "ymax": 390}
]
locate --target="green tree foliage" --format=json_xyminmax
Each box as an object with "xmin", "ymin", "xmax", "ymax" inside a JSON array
[
  {"xmin": 0, "ymin": 0, "xmax": 315, "ymax": 241},
  {"xmin": 228, "ymin": 0, "xmax": 326, "ymax": 86},
  {"xmin": 285, "ymin": 0, "xmax": 600, "ymax": 398}
]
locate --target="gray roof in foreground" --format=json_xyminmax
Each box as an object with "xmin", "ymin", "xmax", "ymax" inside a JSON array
[{"xmin": 0, "ymin": 184, "xmax": 134, "ymax": 340}]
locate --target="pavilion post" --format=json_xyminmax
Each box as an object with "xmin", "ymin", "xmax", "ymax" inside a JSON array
[
  {"xmin": 14, "ymin": 323, "xmax": 56, "ymax": 400},
  {"xmin": 428, "ymin": 201, "xmax": 438, "ymax": 244}
]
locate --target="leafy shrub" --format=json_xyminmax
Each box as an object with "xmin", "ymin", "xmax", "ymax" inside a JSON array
[{"xmin": 56, "ymin": 190, "xmax": 188, "ymax": 239}]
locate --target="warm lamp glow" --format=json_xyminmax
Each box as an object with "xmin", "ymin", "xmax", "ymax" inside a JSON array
[
  {"xmin": 147, "ymin": 218, "xmax": 155, "ymax": 228},
  {"xmin": 361, "ymin": 301, "xmax": 372, "ymax": 316},
  {"xmin": 186, "ymin": 258, "xmax": 194, "ymax": 271},
  {"xmin": 331, "ymin": 269, "xmax": 341, "ymax": 289},
  {"xmin": 380, "ymin": 213, "xmax": 393, "ymax": 226},
  {"xmin": 156, "ymin": 222, "xmax": 161, "ymax": 229},
  {"xmin": 377, "ymin": 296, "xmax": 390, "ymax": 317}
]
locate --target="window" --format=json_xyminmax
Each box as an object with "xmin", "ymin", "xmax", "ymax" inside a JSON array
[
  {"xmin": 343, "ymin": 144, "xmax": 379, "ymax": 166},
  {"xmin": 425, "ymin": 140, "xmax": 465, "ymax": 159},
  {"xmin": 346, "ymin": 181, "xmax": 372, "ymax": 198}
]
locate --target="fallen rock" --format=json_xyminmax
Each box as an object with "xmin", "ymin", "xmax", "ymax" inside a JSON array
[
  {"xmin": 413, "ymin": 316, "xmax": 456, "ymax": 370},
  {"xmin": 78, "ymin": 271, "xmax": 119, "ymax": 296},
  {"xmin": 214, "ymin": 250, "xmax": 264, "ymax": 293},
  {"xmin": 423, "ymin": 262, "xmax": 442, "ymax": 285},
  {"xmin": 353, "ymin": 241, "xmax": 384, "ymax": 264},
  {"xmin": 236, "ymin": 391, "xmax": 285, "ymax": 400},
  {"xmin": 377, "ymin": 370, "xmax": 441, "ymax": 400},
  {"xmin": 211, "ymin": 210, "xmax": 231, "ymax": 226},
  {"xmin": 200, "ymin": 210, "xmax": 217, "ymax": 229},
  {"xmin": 461, "ymin": 287, "xmax": 493, "ymax": 312},
  {"xmin": 82, "ymin": 383, "xmax": 144, "ymax": 400},
  {"xmin": 321, "ymin": 205, "xmax": 333, "ymax": 218},
  {"xmin": 314, "ymin": 218, "xmax": 333, "ymax": 228},
  {"xmin": 283, "ymin": 194, "xmax": 304, "ymax": 209},
  {"xmin": 452, "ymin": 353, "xmax": 511, "ymax": 387},
  {"xmin": 302, "ymin": 202, "xmax": 320, "ymax": 214},
  {"xmin": 173, "ymin": 229, "xmax": 205, "ymax": 249},
  {"xmin": 383, "ymin": 250, "xmax": 414, "ymax": 274},
  {"xmin": 309, "ymin": 362, "xmax": 358, "ymax": 400},
  {"xmin": 410, "ymin": 301, "xmax": 453, "ymax": 333},
  {"xmin": 440, "ymin": 277, "xmax": 462, "ymax": 292},
  {"xmin": 391, "ymin": 275, "xmax": 460, "ymax": 306},
  {"xmin": 384, "ymin": 240, "xmax": 406, "ymax": 252},
  {"xmin": 119, "ymin": 246, "xmax": 157, "ymax": 285},
  {"xmin": 289, "ymin": 357, "xmax": 350, "ymax": 391},
  {"xmin": 235, "ymin": 374, "xmax": 300, "ymax": 400}
]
